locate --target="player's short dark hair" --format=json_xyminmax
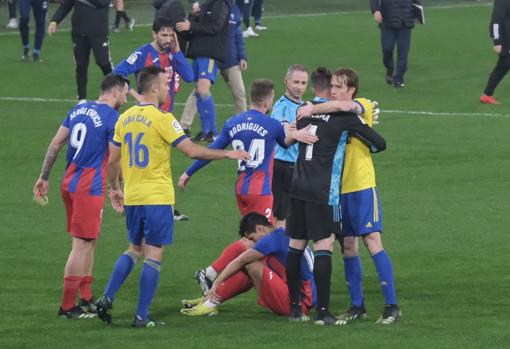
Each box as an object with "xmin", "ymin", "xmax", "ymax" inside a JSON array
[
  {"xmin": 100, "ymin": 73, "xmax": 130, "ymax": 93},
  {"xmin": 250, "ymin": 79, "xmax": 274, "ymax": 107},
  {"xmin": 332, "ymin": 67, "xmax": 359, "ymax": 98},
  {"xmin": 137, "ymin": 66, "xmax": 166, "ymax": 93},
  {"xmin": 238, "ymin": 212, "xmax": 272, "ymax": 238},
  {"xmin": 153, "ymin": 17, "xmax": 174, "ymax": 32},
  {"xmin": 285, "ymin": 64, "xmax": 308, "ymax": 79},
  {"xmin": 311, "ymin": 67, "xmax": 332, "ymax": 92}
]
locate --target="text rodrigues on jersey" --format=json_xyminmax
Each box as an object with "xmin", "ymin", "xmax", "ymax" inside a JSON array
[{"xmin": 229, "ymin": 122, "xmax": 268, "ymax": 138}]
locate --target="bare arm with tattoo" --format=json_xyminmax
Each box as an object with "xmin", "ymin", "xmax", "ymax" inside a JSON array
[{"xmin": 33, "ymin": 126, "xmax": 70, "ymax": 197}]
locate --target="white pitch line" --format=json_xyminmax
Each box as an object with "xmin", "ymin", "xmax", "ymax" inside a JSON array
[
  {"xmin": 0, "ymin": 96, "xmax": 233, "ymax": 108},
  {"xmin": 1, "ymin": 96, "xmax": 508, "ymax": 118},
  {"xmin": 384, "ymin": 109, "xmax": 510, "ymax": 118},
  {"xmin": 0, "ymin": 2, "xmax": 492, "ymax": 37}
]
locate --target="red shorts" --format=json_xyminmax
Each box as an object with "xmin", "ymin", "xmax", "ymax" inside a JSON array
[
  {"xmin": 236, "ymin": 194, "xmax": 274, "ymax": 224},
  {"xmin": 61, "ymin": 190, "xmax": 105, "ymax": 240},
  {"xmin": 257, "ymin": 267, "xmax": 311, "ymax": 316}
]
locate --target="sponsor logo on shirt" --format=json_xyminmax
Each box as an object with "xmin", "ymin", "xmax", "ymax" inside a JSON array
[
  {"xmin": 127, "ymin": 53, "xmax": 138, "ymax": 65},
  {"xmin": 172, "ymin": 120, "xmax": 183, "ymax": 133}
]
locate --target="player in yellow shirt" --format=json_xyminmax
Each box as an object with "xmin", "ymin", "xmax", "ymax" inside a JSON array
[
  {"xmin": 298, "ymin": 67, "xmax": 399, "ymax": 325},
  {"xmin": 95, "ymin": 66, "xmax": 250, "ymax": 328}
]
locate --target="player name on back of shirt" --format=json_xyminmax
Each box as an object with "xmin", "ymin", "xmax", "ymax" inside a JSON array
[
  {"xmin": 69, "ymin": 106, "xmax": 103, "ymax": 127},
  {"xmin": 122, "ymin": 114, "xmax": 153, "ymax": 128},
  {"xmin": 309, "ymin": 114, "xmax": 331, "ymax": 122},
  {"xmin": 229, "ymin": 122, "xmax": 268, "ymax": 138}
]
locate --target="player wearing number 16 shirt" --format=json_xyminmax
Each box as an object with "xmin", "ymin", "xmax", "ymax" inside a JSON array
[
  {"xmin": 177, "ymin": 79, "xmax": 318, "ymax": 224},
  {"xmin": 32, "ymin": 73, "xmax": 130, "ymax": 319},
  {"xmin": 94, "ymin": 66, "xmax": 250, "ymax": 327}
]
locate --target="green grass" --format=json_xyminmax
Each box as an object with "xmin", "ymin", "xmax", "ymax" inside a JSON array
[{"xmin": 1, "ymin": 2, "xmax": 510, "ymax": 348}]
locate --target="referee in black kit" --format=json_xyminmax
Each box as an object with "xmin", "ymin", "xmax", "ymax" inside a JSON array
[
  {"xmin": 48, "ymin": 0, "xmax": 113, "ymax": 103},
  {"xmin": 285, "ymin": 99, "xmax": 387, "ymax": 326}
]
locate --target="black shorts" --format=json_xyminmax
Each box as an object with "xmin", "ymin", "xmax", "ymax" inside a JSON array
[
  {"xmin": 272, "ymin": 160, "xmax": 294, "ymax": 220},
  {"xmin": 286, "ymin": 198, "xmax": 342, "ymax": 242}
]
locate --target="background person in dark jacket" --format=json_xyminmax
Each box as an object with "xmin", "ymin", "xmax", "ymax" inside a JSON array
[
  {"xmin": 370, "ymin": 0, "xmax": 422, "ymax": 88},
  {"xmin": 176, "ymin": 0, "xmax": 231, "ymax": 142},
  {"xmin": 180, "ymin": 1, "xmax": 248, "ymax": 137},
  {"xmin": 480, "ymin": 0, "xmax": 510, "ymax": 104},
  {"xmin": 48, "ymin": 0, "xmax": 113, "ymax": 102}
]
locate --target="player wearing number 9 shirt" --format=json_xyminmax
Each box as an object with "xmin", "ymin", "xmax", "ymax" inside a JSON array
[
  {"xmin": 32, "ymin": 73, "xmax": 130, "ymax": 319},
  {"xmin": 177, "ymin": 79, "xmax": 318, "ymax": 224}
]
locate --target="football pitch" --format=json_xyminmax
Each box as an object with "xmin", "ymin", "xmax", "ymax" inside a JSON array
[{"xmin": 1, "ymin": 1, "xmax": 509, "ymax": 348}]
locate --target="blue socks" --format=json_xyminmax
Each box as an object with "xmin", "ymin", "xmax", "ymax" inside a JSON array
[
  {"xmin": 372, "ymin": 250, "xmax": 397, "ymax": 305},
  {"xmin": 343, "ymin": 256, "xmax": 364, "ymax": 307},
  {"xmin": 136, "ymin": 259, "xmax": 161, "ymax": 320},
  {"xmin": 196, "ymin": 92, "xmax": 216, "ymax": 135},
  {"xmin": 104, "ymin": 252, "xmax": 137, "ymax": 301}
]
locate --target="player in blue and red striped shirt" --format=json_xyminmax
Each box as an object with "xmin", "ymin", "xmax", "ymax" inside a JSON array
[
  {"xmin": 178, "ymin": 79, "xmax": 317, "ymax": 224},
  {"xmin": 114, "ymin": 18, "xmax": 194, "ymax": 112},
  {"xmin": 33, "ymin": 74, "xmax": 129, "ymax": 319},
  {"xmin": 181, "ymin": 212, "xmax": 315, "ymax": 317}
]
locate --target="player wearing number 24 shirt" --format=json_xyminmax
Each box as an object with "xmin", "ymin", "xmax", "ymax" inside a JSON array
[{"xmin": 178, "ymin": 79, "xmax": 318, "ymax": 224}]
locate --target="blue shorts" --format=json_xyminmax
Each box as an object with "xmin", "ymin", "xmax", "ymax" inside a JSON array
[
  {"xmin": 124, "ymin": 205, "xmax": 174, "ymax": 246},
  {"xmin": 340, "ymin": 187, "xmax": 383, "ymax": 236},
  {"xmin": 193, "ymin": 57, "xmax": 218, "ymax": 83}
]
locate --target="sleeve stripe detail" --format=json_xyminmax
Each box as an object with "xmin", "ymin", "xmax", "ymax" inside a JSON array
[{"xmin": 171, "ymin": 135, "xmax": 187, "ymax": 147}]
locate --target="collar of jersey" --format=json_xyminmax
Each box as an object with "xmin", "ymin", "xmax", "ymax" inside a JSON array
[
  {"xmin": 136, "ymin": 103, "xmax": 157, "ymax": 107},
  {"xmin": 282, "ymin": 94, "xmax": 302, "ymax": 105}
]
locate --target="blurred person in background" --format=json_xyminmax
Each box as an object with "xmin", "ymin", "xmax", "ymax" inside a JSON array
[
  {"xmin": 18, "ymin": 0, "xmax": 47, "ymax": 61},
  {"xmin": 176, "ymin": 0, "xmax": 231, "ymax": 142},
  {"xmin": 6, "ymin": 0, "xmax": 17, "ymax": 29},
  {"xmin": 48, "ymin": 0, "xmax": 113, "ymax": 103},
  {"xmin": 180, "ymin": 0, "xmax": 248, "ymax": 138},
  {"xmin": 480, "ymin": 0, "xmax": 510, "ymax": 104},
  {"xmin": 111, "ymin": 0, "xmax": 135, "ymax": 33},
  {"xmin": 236, "ymin": 0, "xmax": 265, "ymax": 37},
  {"xmin": 370, "ymin": 0, "xmax": 422, "ymax": 88}
]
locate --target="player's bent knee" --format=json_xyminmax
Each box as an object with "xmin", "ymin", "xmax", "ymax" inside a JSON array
[
  {"xmin": 342, "ymin": 236, "xmax": 358, "ymax": 255},
  {"xmin": 363, "ymin": 232, "xmax": 383, "ymax": 255},
  {"xmin": 313, "ymin": 234, "xmax": 335, "ymax": 251},
  {"xmin": 195, "ymin": 79, "xmax": 211, "ymax": 94},
  {"xmin": 144, "ymin": 243, "xmax": 164, "ymax": 261}
]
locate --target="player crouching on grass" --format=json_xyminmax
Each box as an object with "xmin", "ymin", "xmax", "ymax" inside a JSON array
[
  {"xmin": 33, "ymin": 73, "xmax": 130, "ymax": 319},
  {"xmin": 180, "ymin": 212, "xmax": 315, "ymax": 319}
]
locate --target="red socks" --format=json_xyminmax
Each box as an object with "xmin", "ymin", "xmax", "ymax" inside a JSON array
[
  {"xmin": 215, "ymin": 271, "xmax": 253, "ymax": 302},
  {"xmin": 61, "ymin": 276, "xmax": 82, "ymax": 311},
  {"xmin": 211, "ymin": 240, "xmax": 248, "ymax": 273},
  {"xmin": 80, "ymin": 275, "xmax": 94, "ymax": 301}
]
